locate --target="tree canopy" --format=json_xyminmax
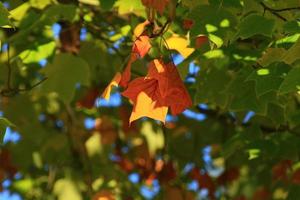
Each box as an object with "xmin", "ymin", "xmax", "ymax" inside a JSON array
[{"xmin": 1, "ymin": 0, "xmax": 300, "ymax": 199}]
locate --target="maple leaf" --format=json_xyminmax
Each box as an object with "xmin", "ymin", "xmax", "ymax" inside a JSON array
[
  {"xmin": 119, "ymin": 53, "xmax": 138, "ymax": 88},
  {"xmin": 132, "ymin": 35, "xmax": 151, "ymax": 58},
  {"xmin": 120, "ymin": 34, "xmax": 151, "ymax": 88},
  {"xmin": 165, "ymin": 35, "xmax": 195, "ymax": 58},
  {"xmin": 122, "ymin": 59, "xmax": 192, "ymax": 123},
  {"xmin": 148, "ymin": 59, "xmax": 193, "ymax": 115},
  {"xmin": 122, "ymin": 77, "xmax": 168, "ymax": 123},
  {"xmin": 133, "ymin": 20, "xmax": 150, "ymax": 38},
  {"xmin": 141, "ymin": 0, "xmax": 169, "ymax": 15},
  {"xmin": 101, "ymin": 72, "xmax": 122, "ymax": 100}
]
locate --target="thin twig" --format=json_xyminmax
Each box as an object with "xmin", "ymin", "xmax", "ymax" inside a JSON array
[
  {"xmin": 17, "ymin": 77, "xmax": 48, "ymax": 92},
  {"xmin": 260, "ymin": 2, "xmax": 288, "ymax": 21},
  {"xmin": 149, "ymin": 20, "xmax": 171, "ymax": 38},
  {"xmin": 0, "ymin": 77, "xmax": 48, "ymax": 97},
  {"xmin": 263, "ymin": 5, "xmax": 300, "ymax": 12}
]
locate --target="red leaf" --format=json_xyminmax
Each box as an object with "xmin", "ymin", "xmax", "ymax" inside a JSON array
[
  {"xmin": 157, "ymin": 161, "xmax": 177, "ymax": 183},
  {"xmin": 252, "ymin": 187, "xmax": 270, "ymax": 200},
  {"xmin": 272, "ymin": 160, "xmax": 292, "ymax": 183},
  {"xmin": 122, "ymin": 77, "xmax": 168, "ymax": 123},
  {"xmin": 122, "ymin": 59, "xmax": 192, "ymax": 123},
  {"xmin": 195, "ymin": 35, "xmax": 209, "ymax": 49},
  {"xmin": 77, "ymin": 88, "xmax": 100, "ymax": 109},
  {"xmin": 132, "ymin": 35, "xmax": 151, "ymax": 58},
  {"xmin": 217, "ymin": 167, "xmax": 240, "ymax": 185},
  {"xmin": 183, "ymin": 19, "xmax": 194, "ymax": 30},
  {"xmin": 292, "ymin": 169, "xmax": 300, "ymax": 185},
  {"xmin": 141, "ymin": 0, "xmax": 169, "ymax": 15},
  {"xmin": 147, "ymin": 59, "xmax": 192, "ymax": 115},
  {"xmin": 119, "ymin": 53, "xmax": 138, "ymax": 88}
]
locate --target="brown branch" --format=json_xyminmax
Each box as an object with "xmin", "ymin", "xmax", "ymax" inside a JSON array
[
  {"xmin": 261, "ymin": 4, "xmax": 300, "ymax": 12},
  {"xmin": 149, "ymin": 19, "xmax": 171, "ymax": 38},
  {"xmin": 260, "ymin": 2, "xmax": 288, "ymax": 21},
  {"xmin": 0, "ymin": 77, "xmax": 48, "ymax": 97}
]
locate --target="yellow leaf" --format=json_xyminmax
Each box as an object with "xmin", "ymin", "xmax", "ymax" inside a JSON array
[
  {"xmin": 130, "ymin": 92, "xmax": 168, "ymax": 124},
  {"xmin": 101, "ymin": 72, "xmax": 122, "ymax": 101},
  {"xmin": 165, "ymin": 36, "xmax": 195, "ymax": 58},
  {"xmin": 133, "ymin": 20, "xmax": 150, "ymax": 38}
]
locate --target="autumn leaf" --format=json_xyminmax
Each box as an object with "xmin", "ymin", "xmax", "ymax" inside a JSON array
[
  {"xmin": 183, "ymin": 19, "xmax": 194, "ymax": 30},
  {"xmin": 77, "ymin": 88, "xmax": 100, "ymax": 109},
  {"xmin": 141, "ymin": 0, "xmax": 169, "ymax": 15},
  {"xmin": 94, "ymin": 117, "xmax": 118, "ymax": 145},
  {"xmin": 147, "ymin": 59, "xmax": 193, "ymax": 115},
  {"xmin": 122, "ymin": 77, "xmax": 168, "ymax": 123},
  {"xmin": 101, "ymin": 72, "xmax": 122, "ymax": 100},
  {"xmin": 195, "ymin": 35, "xmax": 209, "ymax": 49},
  {"xmin": 122, "ymin": 59, "xmax": 192, "ymax": 123},
  {"xmin": 119, "ymin": 53, "xmax": 138, "ymax": 88},
  {"xmin": 92, "ymin": 190, "xmax": 115, "ymax": 200},
  {"xmin": 132, "ymin": 35, "xmax": 151, "ymax": 58},
  {"xmin": 133, "ymin": 20, "xmax": 150, "ymax": 38},
  {"xmin": 165, "ymin": 35, "xmax": 195, "ymax": 58},
  {"xmin": 164, "ymin": 185, "xmax": 195, "ymax": 200}
]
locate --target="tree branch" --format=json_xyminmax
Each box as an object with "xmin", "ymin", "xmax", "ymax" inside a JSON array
[{"xmin": 260, "ymin": 2, "xmax": 288, "ymax": 21}]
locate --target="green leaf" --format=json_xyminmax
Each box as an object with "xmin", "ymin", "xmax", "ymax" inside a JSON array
[
  {"xmin": 283, "ymin": 20, "xmax": 300, "ymax": 34},
  {"xmin": 188, "ymin": 5, "xmax": 237, "ymax": 45},
  {"xmin": 279, "ymin": 66, "xmax": 300, "ymax": 94},
  {"xmin": 29, "ymin": 0, "xmax": 52, "ymax": 9},
  {"xmin": 54, "ymin": 179, "xmax": 82, "ymax": 200},
  {"xmin": 0, "ymin": 117, "xmax": 14, "ymax": 143},
  {"xmin": 195, "ymin": 65, "xmax": 231, "ymax": 107},
  {"xmin": 100, "ymin": 0, "xmax": 116, "ymax": 10},
  {"xmin": 114, "ymin": 0, "xmax": 145, "ymax": 16},
  {"xmin": 9, "ymin": 2, "xmax": 31, "ymax": 21},
  {"xmin": 246, "ymin": 63, "xmax": 290, "ymax": 96},
  {"xmin": 236, "ymin": 14, "xmax": 275, "ymax": 39},
  {"xmin": 288, "ymin": 185, "xmax": 300, "ymax": 200},
  {"xmin": 282, "ymin": 38, "xmax": 300, "ymax": 64},
  {"xmin": 0, "ymin": 2, "xmax": 13, "ymax": 27},
  {"xmin": 227, "ymin": 67, "xmax": 279, "ymax": 114},
  {"xmin": 40, "ymin": 53, "xmax": 90, "ymax": 103},
  {"xmin": 258, "ymin": 48, "xmax": 287, "ymax": 67},
  {"xmin": 141, "ymin": 122, "xmax": 164, "ymax": 156},
  {"xmin": 19, "ymin": 41, "xmax": 56, "ymax": 64}
]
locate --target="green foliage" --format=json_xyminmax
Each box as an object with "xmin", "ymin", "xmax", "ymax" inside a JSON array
[
  {"xmin": 40, "ymin": 53, "xmax": 91, "ymax": 103},
  {"xmin": 1, "ymin": 0, "xmax": 300, "ymax": 200}
]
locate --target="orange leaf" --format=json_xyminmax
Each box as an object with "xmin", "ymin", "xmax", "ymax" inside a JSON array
[
  {"xmin": 122, "ymin": 59, "xmax": 192, "ymax": 123},
  {"xmin": 119, "ymin": 53, "xmax": 138, "ymax": 88},
  {"xmin": 93, "ymin": 190, "xmax": 115, "ymax": 200},
  {"xmin": 148, "ymin": 59, "xmax": 192, "ymax": 115},
  {"xmin": 101, "ymin": 72, "xmax": 122, "ymax": 100},
  {"xmin": 141, "ymin": 0, "xmax": 169, "ymax": 15},
  {"xmin": 132, "ymin": 35, "xmax": 151, "ymax": 58},
  {"xmin": 122, "ymin": 77, "xmax": 168, "ymax": 123}
]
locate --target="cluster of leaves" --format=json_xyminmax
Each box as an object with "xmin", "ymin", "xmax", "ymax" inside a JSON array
[{"xmin": 0, "ymin": 0, "xmax": 300, "ymax": 199}]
